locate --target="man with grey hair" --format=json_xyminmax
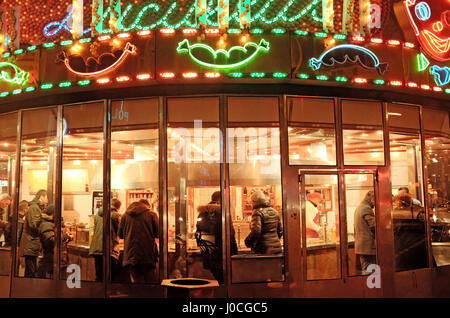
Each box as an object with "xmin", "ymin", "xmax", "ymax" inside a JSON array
[
  {"xmin": 0, "ymin": 193, "xmax": 12, "ymax": 247},
  {"xmin": 354, "ymin": 190, "xmax": 377, "ymax": 275}
]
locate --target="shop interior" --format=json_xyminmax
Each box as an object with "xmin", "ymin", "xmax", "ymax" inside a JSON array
[{"xmin": 0, "ymin": 97, "xmax": 444, "ymax": 287}]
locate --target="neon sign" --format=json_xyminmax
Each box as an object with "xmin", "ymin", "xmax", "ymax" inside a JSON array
[
  {"xmin": 403, "ymin": 0, "xmax": 450, "ymax": 62},
  {"xmin": 309, "ymin": 44, "xmax": 388, "ymax": 74},
  {"xmin": 430, "ymin": 65, "xmax": 450, "ymax": 86},
  {"xmin": 43, "ymin": 0, "xmax": 325, "ymax": 38},
  {"xmin": 416, "ymin": 52, "xmax": 430, "ymax": 71},
  {"xmin": 0, "ymin": 62, "xmax": 30, "ymax": 86},
  {"xmin": 176, "ymin": 38, "xmax": 270, "ymax": 69},
  {"xmin": 57, "ymin": 42, "xmax": 137, "ymax": 76}
]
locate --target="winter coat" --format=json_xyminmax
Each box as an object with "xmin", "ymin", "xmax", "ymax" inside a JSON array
[
  {"xmin": 89, "ymin": 207, "xmax": 121, "ymax": 258},
  {"xmin": 38, "ymin": 214, "xmax": 55, "ymax": 263},
  {"xmin": 245, "ymin": 203, "xmax": 283, "ymax": 254},
  {"xmin": 354, "ymin": 196, "xmax": 376, "ymax": 255},
  {"xmin": 118, "ymin": 202, "xmax": 159, "ymax": 267},
  {"xmin": 196, "ymin": 203, "xmax": 238, "ymax": 269},
  {"xmin": 89, "ymin": 208, "xmax": 103, "ymax": 256},
  {"xmin": 21, "ymin": 199, "xmax": 43, "ymax": 257}
]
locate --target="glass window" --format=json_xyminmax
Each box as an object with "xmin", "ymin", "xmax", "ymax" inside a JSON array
[
  {"xmin": 423, "ymin": 109, "xmax": 450, "ymax": 267},
  {"xmin": 390, "ymin": 133, "xmax": 428, "ymax": 271},
  {"xmin": 167, "ymin": 97, "xmax": 222, "ymax": 283},
  {"xmin": 344, "ymin": 174, "xmax": 377, "ymax": 276},
  {"xmin": 60, "ymin": 102, "xmax": 104, "ymax": 282},
  {"xmin": 228, "ymin": 97, "xmax": 284, "ymax": 283},
  {"xmin": 342, "ymin": 100, "xmax": 384, "ymax": 165},
  {"xmin": 302, "ymin": 174, "xmax": 340, "ymax": 280},
  {"xmin": 288, "ymin": 98, "xmax": 336, "ymax": 165},
  {"xmin": 111, "ymin": 99, "xmax": 159, "ymax": 283},
  {"xmin": 387, "ymin": 104, "xmax": 420, "ymax": 130},
  {"xmin": 0, "ymin": 112, "xmax": 17, "ymax": 276},
  {"xmin": 17, "ymin": 107, "xmax": 57, "ymax": 278}
]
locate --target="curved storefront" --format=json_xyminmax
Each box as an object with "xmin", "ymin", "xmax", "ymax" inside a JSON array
[{"xmin": 0, "ymin": 0, "xmax": 448, "ymax": 298}]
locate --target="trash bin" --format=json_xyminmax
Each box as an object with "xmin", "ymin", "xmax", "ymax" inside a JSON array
[{"xmin": 161, "ymin": 278, "xmax": 219, "ymax": 298}]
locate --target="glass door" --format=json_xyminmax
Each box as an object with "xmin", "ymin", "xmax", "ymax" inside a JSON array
[
  {"xmin": 298, "ymin": 170, "xmax": 378, "ymax": 283},
  {"xmin": 299, "ymin": 172, "xmax": 341, "ymax": 281}
]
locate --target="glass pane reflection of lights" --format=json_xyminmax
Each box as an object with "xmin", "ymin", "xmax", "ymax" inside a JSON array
[
  {"xmin": 17, "ymin": 107, "xmax": 57, "ymax": 279},
  {"xmin": 0, "ymin": 112, "xmax": 17, "ymax": 276},
  {"xmin": 288, "ymin": 127, "xmax": 336, "ymax": 165},
  {"xmin": 425, "ymin": 135, "xmax": 450, "ymax": 267},
  {"xmin": 390, "ymin": 133, "xmax": 428, "ymax": 272},
  {"xmin": 111, "ymin": 99, "xmax": 159, "ymax": 284},
  {"xmin": 61, "ymin": 102, "xmax": 104, "ymax": 282},
  {"xmin": 343, "ymin": 129, "xmax": 384, "ymax": 165},
  {"xmin": 303, "ymin": 174, "xmax": 340, "ymax": 281}
]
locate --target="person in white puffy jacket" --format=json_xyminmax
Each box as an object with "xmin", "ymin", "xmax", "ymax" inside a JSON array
[{"xmin": 305, "ymin": 192, "xmax": 322, "ymax": 239}]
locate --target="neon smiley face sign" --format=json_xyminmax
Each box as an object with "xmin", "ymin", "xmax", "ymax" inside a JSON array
[{"xmin": 403, "ymin": 0, "xmax": 450, "ymax": 62}]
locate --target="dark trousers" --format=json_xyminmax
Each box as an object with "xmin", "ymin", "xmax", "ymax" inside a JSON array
[
  {"xmin": 37, "ymin": 253, "xmax": 53, "ymax": 278},
  {"xmin": 94, "ymin": 255, "xmax": 119, "ymax": 281},
  {"xmin": 209, "ymin": 268, "xmax": 224, "ymax": 284},
  {"xmin": 359, "ymin": 254, "xmax": 377, "ymax": 274},
  {"xmin": 93, "ymin": 255, "xmax": 103, "ymax": 282},
  {"xmin": 129, "ymin": 264, "xmax": 157, "ymax": 284},
  {"xmin": 24, "ymin": 256, "xmax": 37, "ymax": 278}
]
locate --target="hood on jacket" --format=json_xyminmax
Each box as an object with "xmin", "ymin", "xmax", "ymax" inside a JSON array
[
  {"xmin": 29, "ymin": 198, "xmax": 43, "ymax": 209},
  {"xmin": 197, "ymin": 203, "xmax": 220, "ymax": 215},
  {"xmin": 126, "ymin": 202, "xmax": 150, "ymax": 216},
  {"xmin": 40, "ymin": 213, "xmax": 54, "ymax": 222}
]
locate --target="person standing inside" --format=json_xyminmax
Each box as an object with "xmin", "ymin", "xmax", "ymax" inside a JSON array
[
  {"xmin": 305, "ymin": 192, "xmax": 322, "ymax": 239},
  {"xmin": 37, "ymin": 204, "xmax": 55, "ymax": 278},
  {"xmin": 354, "ymin": 190, "xmax": 377, "ymax": 274},
  {"xmin": 0, "ymin": 194, "xmax": 12, "ymax": 247},
  {"xmin": 110, "ymin": 199, "xmax": 122, "ymax": 281},
  {"xmin": 90, "ymin": 198, "xmax": 122, "ymax": 282},
  {"xmin": 89, "ymin": 206, "xmax": 104, "ymax": 281},
  {"xmin": 245, "ymin": 190, "xmax": 283, "ymax": 255},
  {"xmin": 195, "ymin": 191, "xmax": 238, "ymax": 284},
  {"xmin": 118, "ymin": 201, "xmax": 159, "ymax": 284},
  {"xmin": 21, "ymin": 189, "xmax": 48, "ymax": 278},
  {"xmin": 17, "ymin": 200, "xmax": 29, "ymax": 247}
]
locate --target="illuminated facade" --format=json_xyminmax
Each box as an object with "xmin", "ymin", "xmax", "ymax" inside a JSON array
[{"xmin": 0, "ymin": 0, "xmax": 447, "ymax": 298}]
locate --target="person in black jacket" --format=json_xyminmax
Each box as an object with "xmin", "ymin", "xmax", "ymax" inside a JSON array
[
  {"xmin": 119, "ymin": 201, "xmax": 159, "ymax": 284},
  {"xmin": 245, "ymin": 190, "xmax": 283, "ymax": 255},
  {"xmin": 196, "ymin": 191, "xmax": 238, "ymax": 284},
  {"xmin": 37, "ymin": 204, "xmax": 55, "ymax": 278}
]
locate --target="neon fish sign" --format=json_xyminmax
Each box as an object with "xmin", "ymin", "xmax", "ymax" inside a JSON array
[
  {"xmin": 0, "ymin": 62, "xmax": 30, "ymax": 86},
  {"xmin": 309, "ymin": 44, "xmax": 388, "ymax": 74},
  {"xmin": 176, "ymin": 39, "xmax": 270, "ymax": 69}
]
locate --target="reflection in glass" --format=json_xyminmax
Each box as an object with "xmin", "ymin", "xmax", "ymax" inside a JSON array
[
  {"xmin": 288, "ymin": 97, "xmax": 336, "ymax": 165},
  {"xmin": 111, "ymin": 99, "xmax": 159, "ymax": 284},
  {"xmin": 343, "ymin": 129, "xmax": 384, "ymax": 165},
  {"xmin": 60, "ymin": 103, "xmax": 103, "ymax": 282},
  {"xmin": 228, "ymin": 129, "xmax": 284, "ymax": 282},
  {"xmin": 17, "ymin": 108, "xmax": 57, "ymax": 278},
  {"xmin": 167, "ymin": 98, "xmax": 221, "ymax": 283},
  {"xmin": 303, "ymin": 174, "xmax": 340, "ymax": 280},
  {"xmin": 342, "ymin": 100, "xmax": 384, "ymax": 166},
  {"xmin": 288, "ymin": 127, "xmax": 336, "ymax": 165},
  {"xmin": 390, "ymin": 133, "xmax": 428, "ymax": 271},
  {"xmin": 0, "ymin": 112, "xmax": 17, "ymax": 276},
  {"xmin": 425, "ymin": 135, "xmax": 450, "ymax": 267},
  {"xmin": 345, "ymin": 174, "xmax": 376, "ymax": 276}
]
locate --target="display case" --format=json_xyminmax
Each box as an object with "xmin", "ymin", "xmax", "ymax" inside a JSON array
[{"xmin": 126, "ymin": 189, "xmax": 156, "ymax": 208}]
